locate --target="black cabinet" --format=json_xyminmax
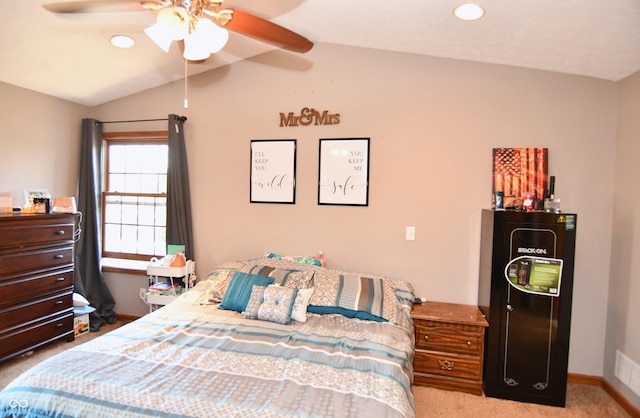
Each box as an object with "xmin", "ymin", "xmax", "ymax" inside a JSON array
[{"xmin": 478, "ymin": 209, "xmax": 577, "ymax": 407}]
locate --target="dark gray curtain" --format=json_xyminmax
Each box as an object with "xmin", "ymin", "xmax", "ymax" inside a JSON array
[
  {"xmin": 167, "ymin": 114, "xmax": 194, "ymax": 260},
  {"xmin": 76, "ymin": 118, "xmax": 117, "ymax": 331}
]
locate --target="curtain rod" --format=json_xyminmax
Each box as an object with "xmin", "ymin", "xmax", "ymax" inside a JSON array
[{"xmin": 98, "ymin": 116, "xmax": 187, "ymax": 124}]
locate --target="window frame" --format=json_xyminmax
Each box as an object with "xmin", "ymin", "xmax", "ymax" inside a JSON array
[{"xmin": 102, "ymin": 130, "xmax": 169, "ymax": 262}]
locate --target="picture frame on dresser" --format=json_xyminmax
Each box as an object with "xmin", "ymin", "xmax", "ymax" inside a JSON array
[{"xmin": 23, "ymin": 189, "xmax": 50, "ymax": 205}]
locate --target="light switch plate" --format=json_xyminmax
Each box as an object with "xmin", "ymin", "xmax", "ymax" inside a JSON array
[{"xmin": 406, "ymin": 226, "xmax": 416, "ymax": 240}]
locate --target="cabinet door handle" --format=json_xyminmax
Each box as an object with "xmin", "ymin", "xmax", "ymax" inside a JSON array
[
  {"xmin": 54, "ymin": 254, "xmax": 64, "ymax": 259},
  {"xmin": 438, "ymin": 359, "xmax": 455, "ymax": 371},
  {"xmin": 56, "ymin": 230, "xmax": 65, "ymax": 235}
]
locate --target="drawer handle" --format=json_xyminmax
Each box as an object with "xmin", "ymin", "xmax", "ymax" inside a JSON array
[
  {"xmin": 424, "ymin": 335, "xmax": 429, "ymax": 341},
  {"xmin": 438, "ymin": 359, "xmax": 455, "ymax": 371},
  {"xmin": 56, "ymin": 230, "xmax": 65, "ymax": 235},
  {"xmin": 54, "ymin": 254, "xmax": 64, "ymax": 259},
  {"xmin": 55, "ymin": 300, "xmax": 63, "ymax": 305},
  {"xmin": 56, "ymin": 323, "xmax": 64, "ymax": 328},
  {"xmin": 56, "ymin": 277, "xmax": 65, "ymax": 282},
  {"xmin": 467, "ymin": 341, "xmax": 472, "ymax": 346}
]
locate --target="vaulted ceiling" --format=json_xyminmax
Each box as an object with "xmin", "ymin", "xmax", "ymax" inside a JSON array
[{"xmin": 2, "ymin": 0, "xmax": 640, "ymax": 107}]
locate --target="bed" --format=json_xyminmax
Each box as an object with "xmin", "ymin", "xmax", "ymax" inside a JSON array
[{"xmin": 0, "ymin": 256, "xmax": 416, "ymax": 417}]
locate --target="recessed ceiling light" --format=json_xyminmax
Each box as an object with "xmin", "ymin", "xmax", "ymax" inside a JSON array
[
  {"xmin": 110, "ymin": 35, "xmax": 135, "ymax": 49},
  {"xmin": 454, "ymin": 3, "xmax": 485, "ymax": 21}
]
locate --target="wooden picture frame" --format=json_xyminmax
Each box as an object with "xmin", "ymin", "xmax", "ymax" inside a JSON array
[
  {"xmin": 250, "ymin": 139, "xmax": 296, "ymax": 204},
  {"xmin": 318, "ymin": 138, "xmax": 370, "ymax": 206}
]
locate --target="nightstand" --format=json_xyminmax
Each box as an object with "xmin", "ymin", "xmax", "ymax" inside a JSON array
[{"xmin": 411, "ymin": 301, "xmax": 488, "ymax": 395}]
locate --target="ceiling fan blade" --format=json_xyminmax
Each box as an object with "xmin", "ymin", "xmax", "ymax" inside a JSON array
[
  {"xmin": 224, "ymin": 8, "xmax": 313, "ymax": 54},
  {"xmin": 42, "ymin": 0, "xmax": 156, "ymax": 14}
]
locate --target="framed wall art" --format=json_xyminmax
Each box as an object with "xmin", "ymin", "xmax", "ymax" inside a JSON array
[
  {"xmin": 318, "ymin": 138, "xmax": 370, "ymax": 206},
  {"xmin": 492, "ymin": 148, "xmax": 548, "ymax": 210},
  {"xmin": 250, "ymin": 139, "xmax": 297, "ymax": 204}
]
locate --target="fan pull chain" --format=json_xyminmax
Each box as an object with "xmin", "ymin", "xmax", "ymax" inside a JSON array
[{"xmin": 183, "ymin": 58, "xmax": 189, "ymax": 109}]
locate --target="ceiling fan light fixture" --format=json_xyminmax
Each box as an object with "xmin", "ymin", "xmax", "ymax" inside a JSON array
[
  {"xmin": 195, "ymin": 18, "xmax": 229, "ymax": 53},
  {"xmin": 183, "ymin": 33, "xmax": 211, "ymax": 61},
  {"xmin": 145, "ymin": 6, "xmax": 191, "ymax": 53},
  {"xmin": 157, "ymin": 7, "xmax": 190, "ymax": 41},
  {"xmin": 144, "ymin": 22, "xmax": 174, "ymax": 53},
  {"xmin": 454, "ymin": 3, "xmax": 485, "ymax": 21}
]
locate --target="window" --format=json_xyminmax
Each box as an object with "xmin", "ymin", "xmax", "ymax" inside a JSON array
[{"xmin": 102, "ymin": 131, "xmax": 168, "ymax": 261}]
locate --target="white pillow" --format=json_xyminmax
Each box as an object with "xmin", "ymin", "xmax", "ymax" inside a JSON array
[
  {"xmin": 73, "ymin": 293, "xmax": 90, "ymax": 307},
  {"xmin": 291, "ymin": 287, "xmax": 314, "ymax": 322}
]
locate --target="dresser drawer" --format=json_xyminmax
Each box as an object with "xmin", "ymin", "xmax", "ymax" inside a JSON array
[
  {"xmin": 0, "ymin": 246, "xmax": 73, "ymax": 277},
  {"xmin": 0, "ymin": 312, "xmax": 74, "ymax": 361},
  {"xmin": 0, "ymin": 290, "xmax": 73, "ymax": 330},
  {"xmin": 414, "ymin": 320, "xmax": 483, "ymax": 355},
  {"xmin": 0, "ymin": 223, "xmax": 74, "ymax": 249},
  {"xmin": 414, "ymin": 350, "xmax": 482, "ymax": 380},
  {"xmin": 0, "ymin": 268, "xmax": 73, "ymax": 307}
]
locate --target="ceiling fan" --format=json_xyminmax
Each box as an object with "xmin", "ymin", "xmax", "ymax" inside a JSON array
[{"xmin": 42, "ymin": 0, "xmax": 314, "ymax": 61}]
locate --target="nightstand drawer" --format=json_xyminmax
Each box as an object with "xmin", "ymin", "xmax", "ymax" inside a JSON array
[
  {"xmin": 414, "ymin": 321, "xmax": 483, "ymax": 355},
  {"xmin": 414, "ymin": 350, "xmax": 482, "ymax": 380}
]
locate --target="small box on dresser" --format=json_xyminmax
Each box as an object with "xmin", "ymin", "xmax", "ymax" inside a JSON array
[
  {"xmin": 0, "ymin": 213, "xmax": 78, "ymax": 363},
  {"xmin": 411, "ymin": 301, "xmax": 489, "ymax": 395}
]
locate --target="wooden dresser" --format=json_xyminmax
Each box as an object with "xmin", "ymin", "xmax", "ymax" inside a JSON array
[
  {"xmin": 412, "ymin": 301, "xmax": 488, "ymax": 395},
  {"xmin": 0, "ymin": 213, "xmax": 77, "ymax": 363}
]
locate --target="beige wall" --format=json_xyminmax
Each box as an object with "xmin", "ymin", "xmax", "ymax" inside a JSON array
[
  {"xmin": 94, "ymin": 44, "xmax": 619, "ymax": 378},
  {"xmin": 1, "ymin": 43, "xmax": 635, "ymax": 399},
  {"xmin": 0, "ymin": 82, "xmax": 88, "ymax": 202},
  {"xmin": 605, "ymin": 70, "xmax": 640, "ymax": 407}
]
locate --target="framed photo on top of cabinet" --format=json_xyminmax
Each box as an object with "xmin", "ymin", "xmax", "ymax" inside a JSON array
[
  {"xmin": 318, "ymin": 138, "xmax": 370, "ymax": 206},
  {"xmin": 250, "ymin": 139, "xmax": 296, "ymax": 204}
]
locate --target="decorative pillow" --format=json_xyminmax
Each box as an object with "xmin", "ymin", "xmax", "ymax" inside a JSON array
[
  {"xmin": 243, "ymin": 284, "xmax": 298, "ymax": 324},
  {"xmin": 204, "ymin": 269, "xmax": 236, "ymax": 303},
  {"xmin": 290, "ymin": 287, "xmax": 314, "ymax": 322},
  {"xmin": 307, "ymin": 272, "xmax": 398, "ymax": 323},
  {"xmin": 392, "ymin": 280, "xmax": 416, "ymax": 312},
  {"xmin": 242, "ymin": 285, "xmax": 267, "ymax": 319},
  {"xmin": 219, "ymin": 272, "xmax": 275, "ymax": 312},
  {"xmin": 262, "ymin": 251, "xmax": 326, "ymax": 267},
  {"xmin": 248, "ymin": 265, "xmax": 314, "ymax": 289}
]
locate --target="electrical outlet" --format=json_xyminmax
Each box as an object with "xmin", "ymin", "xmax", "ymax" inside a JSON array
[{"xmin": 405, "ymin": 226, "xmax": 416, "ymax": 241}]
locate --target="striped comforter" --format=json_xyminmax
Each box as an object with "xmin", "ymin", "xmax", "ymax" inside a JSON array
[{"xmin": 0, "ymin": 268, "xmax": 416, "ymax": 417}]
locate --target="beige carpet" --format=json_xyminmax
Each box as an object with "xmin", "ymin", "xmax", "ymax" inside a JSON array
[
  {"xmin": 0, "ymin": 322, "xmax": 632, "ymax": 417},
  {"xmin": 413, "ymin": 384, "xmax": 631, "ymax": 417},
  {"xmin": 0, "ymin": 321, "xmax": 125, "ymax": 389}
]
